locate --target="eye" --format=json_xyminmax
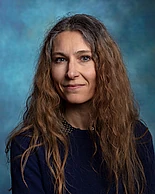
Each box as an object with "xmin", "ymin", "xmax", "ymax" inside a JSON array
[
  {"xmin": 53, "ymin": 57, "xmax": 67, "ymax": 64},
  {"xmin": 80, "ymin": 55, "xmax": 91, "ymax": 62}
]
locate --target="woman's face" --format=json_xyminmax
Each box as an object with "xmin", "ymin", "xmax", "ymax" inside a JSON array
[{"xmin": 51, "ymin": 31, "xmax": 96, "ymax": 105}]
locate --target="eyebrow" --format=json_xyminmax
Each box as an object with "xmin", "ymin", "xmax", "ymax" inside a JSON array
[{"xmin": 52, "ymin": 50, "xmax": 92, "ymax": 57}]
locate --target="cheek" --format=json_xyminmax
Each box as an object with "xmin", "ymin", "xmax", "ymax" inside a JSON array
[
  {"xmin": 51, "ymin": 69, "xmax": 64, "ymax": 95},
  {"xmin": 51, "ymin": 64, "xmax": 66, "ymax": 81},
  {"xmin": 91, "ymin": 72, "xmax": 96, "ymax": 93},
  {"xmin": 51, "ymin": 67, "xmax": 62, "ymax": 83},
  {"xmin": 51, "ymin": 73, "xmax": 58, "ymax": 84},
  {"xmin": 51, "ymin": 69, "xmax": 60, "ymax": 91},
  {"xmin": 89, "ymin": 69, "xmax": 96, "ymax": 86},
  {"xmin": 92, "ymin": 76, "xmax": 96, "ymax": 90}
]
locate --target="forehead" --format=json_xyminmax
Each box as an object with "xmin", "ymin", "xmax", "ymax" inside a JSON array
[{"xmin": 52, "ymin": 31, "xmax": 91, "ymax": 52}]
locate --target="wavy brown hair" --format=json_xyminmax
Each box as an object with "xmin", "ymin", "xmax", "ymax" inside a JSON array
[{"xmin": 6, "ymin": 14, "xmax": 145, "ymax": 194}]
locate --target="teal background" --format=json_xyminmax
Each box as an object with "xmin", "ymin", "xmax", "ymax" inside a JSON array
[{"xmin": 0, "ymin": 0, "xmax": 155, "ymax": 193}]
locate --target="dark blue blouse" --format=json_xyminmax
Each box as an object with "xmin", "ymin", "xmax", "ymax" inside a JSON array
[{"xmin": 10, "ymin": 121, "xmax": 155, "ymax": 194}]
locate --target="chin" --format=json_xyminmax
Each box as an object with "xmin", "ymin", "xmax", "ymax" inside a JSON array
[{"xmin": 65, "ymin": 98, "xmax": 92, "ymax": 105}]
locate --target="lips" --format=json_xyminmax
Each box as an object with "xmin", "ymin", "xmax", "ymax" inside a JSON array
[{"xmin": 63, "ymin": 84, "xmax": 85, "ymax": 90}]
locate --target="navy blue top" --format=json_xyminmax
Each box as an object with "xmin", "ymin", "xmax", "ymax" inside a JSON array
[{"xmin": 10, "ymin": 121, "xmax": 155, "ymax": 194}]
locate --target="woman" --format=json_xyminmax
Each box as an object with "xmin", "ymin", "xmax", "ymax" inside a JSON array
[{"xmin": 6, "ymin": 14, "xmax": 155, "ymax": 194}]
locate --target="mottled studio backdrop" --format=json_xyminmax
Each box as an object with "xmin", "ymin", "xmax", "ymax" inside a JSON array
[{"xmin": 0, "ymin": 0, "xmax": 155, "ymax": 193}]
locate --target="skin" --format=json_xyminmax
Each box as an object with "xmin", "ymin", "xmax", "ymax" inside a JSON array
[{"xmin": 51, "ymin": 31, "xmax": 96, "ymax": 129}]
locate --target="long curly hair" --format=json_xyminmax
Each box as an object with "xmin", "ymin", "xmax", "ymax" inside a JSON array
[{"xmin": 6, "ymin": 14, "xmax": 145, "ymax": 194}]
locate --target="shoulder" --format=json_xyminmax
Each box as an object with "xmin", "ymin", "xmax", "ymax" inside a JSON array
[
  {"xmin": 133, "ymin": 120, "xmax": 154, "ymax": 166},
  {"xmin": 10, "ymin": 129, "xmax": 44, "ymax": 161},
  {"xmin": 10, "ymin": 130, "xmax": 53, "ymax": 193},
  {"xmin": 134, "ymin": 120, "xmax": 152, "ymax": 144},
  {"xmin": 134, "ymin": 122, "xmax": 155, "ymax": 193},
  {"xmin": 11, "ymin": 129, "xmax": 33, "ymax": 152},
  {"xmin": 10, "ymin": 129, "xmax": 46, "ymax": 174},
  {"xmin": 10, "ymin": 129, "xmax": 46, "ymax": 161},
  {"xmin": 134, "ymin": 120, "xmax": 154, "ymax": 164}
]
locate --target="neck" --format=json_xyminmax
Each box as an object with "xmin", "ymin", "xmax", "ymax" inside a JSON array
[{"xmin": 63, "ymin": 103, "xmax": 91, "ymax": 130}]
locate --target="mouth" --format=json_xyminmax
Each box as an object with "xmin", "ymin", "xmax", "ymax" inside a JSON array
[{"xmin": 63, "ymin": 84, "xmax": 85, "ymax": 90}]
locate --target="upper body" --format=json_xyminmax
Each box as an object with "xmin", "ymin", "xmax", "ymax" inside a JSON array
[
  {"xmin": 6, "ymin": 14, "xmax": 155, "ymax": 194},
  {"xmin": 11, "ymin": 121, "xmax": 155, "ymax": 194}
]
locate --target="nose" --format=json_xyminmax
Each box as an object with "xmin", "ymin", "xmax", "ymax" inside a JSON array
[{"xmin": 66, "ymin": 59, "xmax": 79, "ymax": 79}]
